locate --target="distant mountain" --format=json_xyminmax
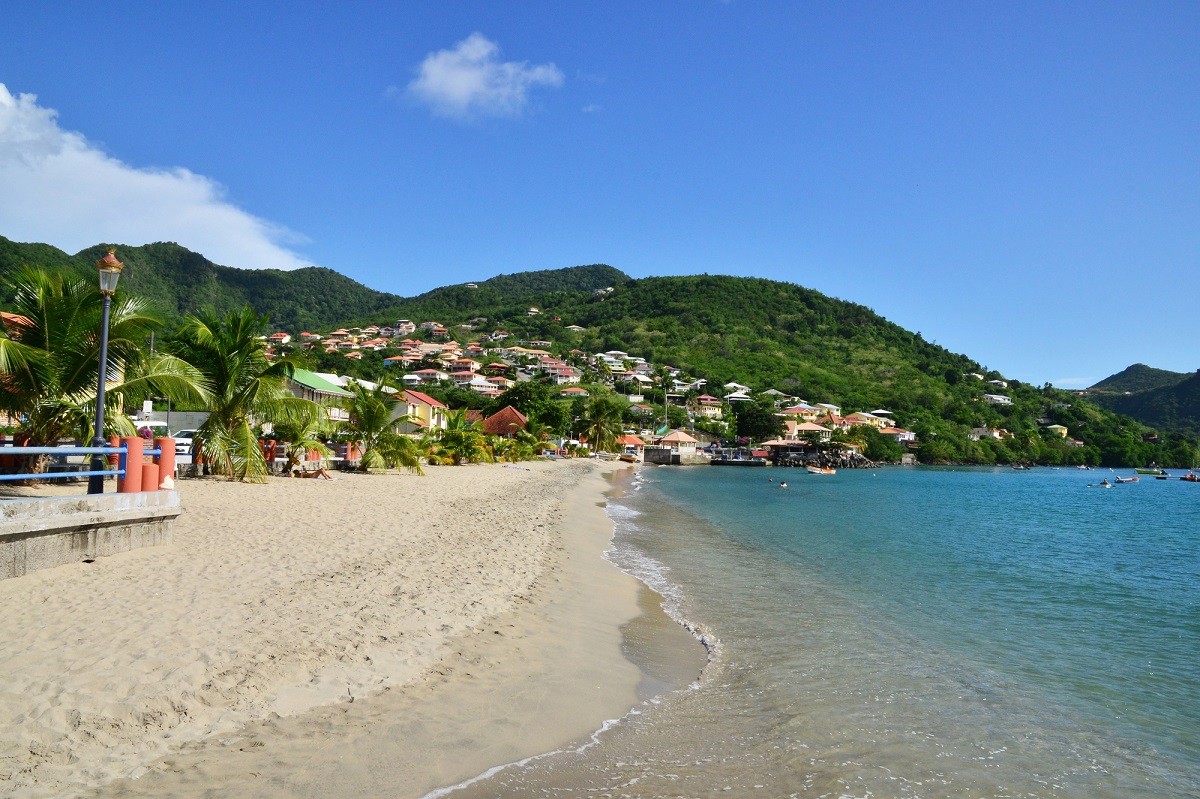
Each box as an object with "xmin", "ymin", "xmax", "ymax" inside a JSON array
[
  {"xmin": 1089, "ymin": 364, "xmax": 1190, "ymax": 394},
  {"xmin": 0, "ymin": 236, "xmax": 403, "ymax": 332},
  {"xmin": 1090, "ymin": 368, "xmax": 1200, "ymax": 437},
  {"xmin": 369, "ymin": 264, "xmax": 630, "ymax": 324},
  {"xmin": 0, "ymin": 236, "xmax": 629, "ymax": 334}
]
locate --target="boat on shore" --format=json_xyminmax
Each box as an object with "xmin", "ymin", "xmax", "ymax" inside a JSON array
[{"xmin": 806, "ymin": 466, "xmax": 836, "ymax": 475}]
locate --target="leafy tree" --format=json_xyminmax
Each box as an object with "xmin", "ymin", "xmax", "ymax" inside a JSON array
[{"xmin": 731, "ymin": 400, "xmax": 784, "ymax": 442}]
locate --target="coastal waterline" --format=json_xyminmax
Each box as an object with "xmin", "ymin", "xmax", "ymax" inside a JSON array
[{"xmin": 450, "ymin": 465, "xmax": 1199, "ymax": 798}]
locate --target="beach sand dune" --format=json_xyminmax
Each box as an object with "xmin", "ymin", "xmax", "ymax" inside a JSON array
[{"xmin": 0, "ymin": 459, "xmax": 652, "ymax": 799}]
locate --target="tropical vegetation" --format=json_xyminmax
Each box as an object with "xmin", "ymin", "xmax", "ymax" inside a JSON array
[
  {"xmin": 3, "ymin": 236, "xmax": 1197, "ymax": 469},
  {"xmin": 166, "ymin": 306, "xmax": 318, "ymax": 482},
  {"xmin": 0, "ymin": 267, "xmax": 207, "ymax": 465},
  {"xmin": 338, "ymin": 379, "xmax": 424, "ymax": 473}
]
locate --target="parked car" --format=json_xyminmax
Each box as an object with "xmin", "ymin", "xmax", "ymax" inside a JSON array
[{"xmin": 172, "ymin": 429, "xmax": 198, "ymax": 456}]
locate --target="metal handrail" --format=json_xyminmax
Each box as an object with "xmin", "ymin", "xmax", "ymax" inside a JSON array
[{"xmin": 0, "ymin": 444, "xmax": 162, "ymax": 483}]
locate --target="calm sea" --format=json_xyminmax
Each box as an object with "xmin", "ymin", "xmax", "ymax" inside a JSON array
[{"xmin": 445, "ymin": 465, "xmax": 1200, "ymax": 798}]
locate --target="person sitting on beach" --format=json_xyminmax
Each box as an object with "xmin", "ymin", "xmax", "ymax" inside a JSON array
[{"xmin": 291, "ymin": 466, "xmax": 334, "ymax": 480}]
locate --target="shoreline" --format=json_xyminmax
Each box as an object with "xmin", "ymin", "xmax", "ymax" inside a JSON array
[{"xmin": 0, "ymin": 459, "xmax": 705, "ymax": 798}]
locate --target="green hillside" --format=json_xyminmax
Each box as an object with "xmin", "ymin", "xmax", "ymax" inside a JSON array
[
  {"xmin": 1090, "ymin": 364, "xmax": 1190, "ymax": 394},
  {"xmin": 350, "ymin": 272, "xmax": 1198, "ymax": 467},
  {"xmin": 1091, "ymin": 371, "xmax": 1200, "ymax": 437},
  {"xmin": 0, "ymin": 237, "xmax": 627, "ymax": 334},
  {"xmin": 0, "ymin": 236, "xmax": 404, "ymax": 332},
  {"xmin": 3, "ymin": 235, "xmax": 1196, "ymax": 466},
  {"xmin": 369, "ymin": 264, "xmax": 629, "ymax": 324}
]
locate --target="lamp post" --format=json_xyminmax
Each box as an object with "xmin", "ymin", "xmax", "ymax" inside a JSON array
[{"xmin": 87, "ymin": 248, "xmax": 124, "ymax": 494}]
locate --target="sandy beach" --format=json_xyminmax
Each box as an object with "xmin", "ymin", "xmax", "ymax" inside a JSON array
[{"xmin": 0, "ymin": 459, "xmax": 696, "ymax": 798}]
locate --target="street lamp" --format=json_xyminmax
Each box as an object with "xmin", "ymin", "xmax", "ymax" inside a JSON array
[{"xmin": 87, "ymin": 248, "xmax": 123, "ymax": 494}]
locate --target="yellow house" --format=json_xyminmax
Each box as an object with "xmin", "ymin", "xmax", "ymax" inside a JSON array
[
  {"xmin": 1045, "ymin": 424, "xmax": 1069, "ymax": 438},
  {"xmin": 845, "ymin": 411, "xmax": 888, "ymax": 429}
]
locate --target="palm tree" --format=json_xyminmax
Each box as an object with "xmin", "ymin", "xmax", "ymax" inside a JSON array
[
  {"xmin": 0, "ymin": 267, "xmax": 207, "ymax": 471},
  {"xmin": 517, "ymin": 417, "xmax": 553, "ymax": 454},
  {"xmin": 339, "ymin": 379, "xmax": 423, "ymax": 474},
  {"xmin": 273, "ymin": 403, "xmax": 335, "ymax": 474},
  {"xmin": 434, "ymin": 408, "xmax": 493, "ymax": 465},
  {"xmin": 171, "ymin": 305, "xmax": 316, "ymax": 482},
  {"xmin": 595, "ymin": 359, "xmax": 613, "ymax": 386},
  {"xmin": 580, "ymin": 391, "xmax": 625, "ymax": 454}
]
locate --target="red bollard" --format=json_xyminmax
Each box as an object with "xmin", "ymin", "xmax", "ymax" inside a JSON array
[
  {"xmin": 118, "ymin": 436, "xmax": 144, "ymax": 493},
  {"xmin": 142, "ymin": 460, "xmax": 159, "ymax": 492},
  {"xmin": 155, "ymin": 438, "xmax": 175, "ymax": 487}
]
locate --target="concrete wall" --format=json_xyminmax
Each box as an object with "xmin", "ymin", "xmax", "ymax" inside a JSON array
[
  {"xmin": 0, "ymin": 491, "xmax": 181, "ymax": 580},
  {"xmin": 141, "ymin": 410, "xmax": 210, "ymax": 432}
]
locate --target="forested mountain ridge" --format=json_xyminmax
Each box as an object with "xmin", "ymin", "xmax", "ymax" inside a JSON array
[
  {"xmin": 0, "ymin": 236, "xmax": 403, "ymax": 332},
  {"xmin": 3, "ymin": 235, "xmax": 1196, "ymax": 465},
  {"xmin": 1089, "ymin": 364, "xmax": 1191, "ymax": 394},
  {"xmin": 0, "ymin": 236, "xmax": 624, "ymax": 333},
  {"xmin": 347, "ymin": 272, "xmax": 1198, "ymax": 466},
  {"xmin": 1089, "ymin": 368, "xmax": 1200, "ymax": 437}
]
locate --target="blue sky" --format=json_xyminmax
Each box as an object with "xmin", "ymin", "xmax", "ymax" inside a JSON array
[{"xmin": 1, "ymin": 2, "xmax": 1197, "ymax": 388}]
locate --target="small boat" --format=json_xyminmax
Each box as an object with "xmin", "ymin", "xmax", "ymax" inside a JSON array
[
  {"xmin": 806, "ymin": 466, "xmax": 836, "ymax": 475},
  {"xmin": 1155, "ymin": 472, "xmax": 1171, "ymax": 480},
  {"xmin": 1182, "ymin": 473, "xmax": 1200, "ymax": 483},
  {"xmin": 1114, "ymin": 476, "xmax": 1139, "ymax": 484},
  {"xmin": 1135, "ymin": 468, "xmax": 1164, "ymax": 475}
]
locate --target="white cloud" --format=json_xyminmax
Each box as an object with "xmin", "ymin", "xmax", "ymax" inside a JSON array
[
  {"xmin": 582, "ymin": 104, "xmax": 602, "ymax": 114},
  {"xmin": 0, "ymin": 83, "xmax": 310, "ymax": 270},
  {"xmin": 406, "ymin": 33, "xmax": 564, "ymax": 120}
]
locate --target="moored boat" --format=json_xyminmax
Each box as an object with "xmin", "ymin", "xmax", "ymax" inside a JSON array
[
  {"xmin": 1135, "ymin": 468, "xmax": 1164, "ymax": 475},
  {"xmin": 1114, "ymin": 476, "xmax": 1139, "ymax": 484},
  {"xmin": 806, "ymin": 466, "xmax": 836, "ymax": 475},
  {"xmin": 1182, "ymin": 472, "xmax": 1200, "ymax": 483}
]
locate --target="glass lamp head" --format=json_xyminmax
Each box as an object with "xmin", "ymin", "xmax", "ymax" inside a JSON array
[{"xmin": 96, "ymin": 248, "xmax": 124, "ymax": 296}]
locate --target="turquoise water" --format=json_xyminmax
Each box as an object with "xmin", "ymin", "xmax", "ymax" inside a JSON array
[{"xmin": 452, "ymin": 466, "xmax": 1200, "ymax": 798}]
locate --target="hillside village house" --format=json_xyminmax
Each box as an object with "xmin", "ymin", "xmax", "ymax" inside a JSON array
[
  {"xmin": 404, "ymin": 369, "xmax": 449, "ymax": 385},
  {"xmin": 983, "ymin": 394, "xmax": 1013, "ymax": 405},
  {"xmin": 880, "ymin": 427, "xmax": 916, "ymax": 443},
  {"xmin": 845, "ymin": 411, "xmax": 888, "ymax": 429},
  {"xmin": 399, "ymin": 390, "xmax": 448, "ymax": 432},
  {"xmin": 695, "ymin": 394, "xmax": 724, "ymax": 419},
  {"xmin": 286, "ymin": 369, "xmax": 352, "ymax": 422},
  {"xmin": 784, "ymin": 420, "xmax": 833, "ymax": 442},
  {"xmin": 1045, "ymin": 424, "xmax": 1069, "ymax": 438},
  {"xmin": 267, "ymin": 332, "xmax": 291, "ymax": 345},
  {"xmin": 781, "ymin": 403, "xmax": 822, "ymax": 422}
]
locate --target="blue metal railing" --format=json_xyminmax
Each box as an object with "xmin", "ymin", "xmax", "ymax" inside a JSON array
[{"xmin": 0, "ymin": 445, "xmax": 162, "ymax": 482}]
